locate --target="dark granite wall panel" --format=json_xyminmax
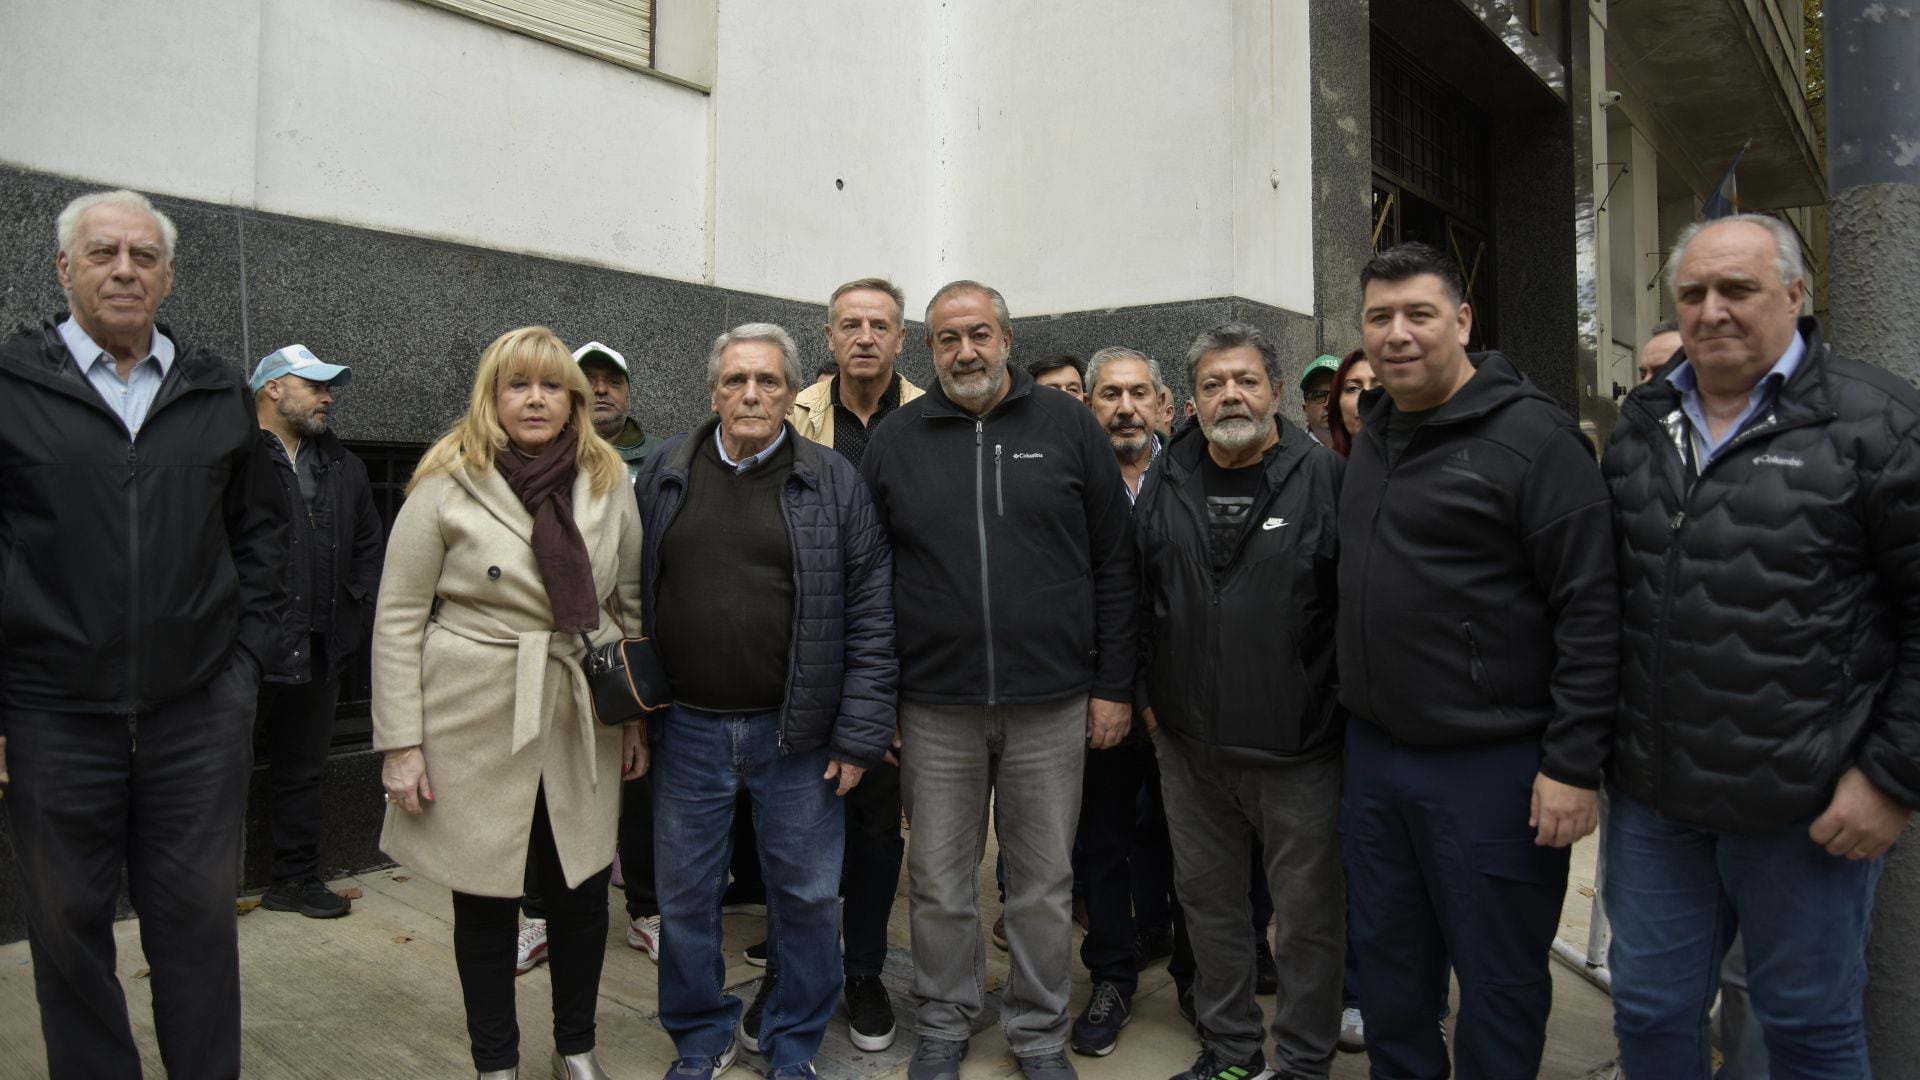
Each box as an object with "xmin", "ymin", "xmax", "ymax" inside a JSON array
[
  {"xmin": 1311, "ymin": 0, "xmax": 1375, "ymax": 358},
  {"xmin": 1492, "ymin": 110, "xmax": 1581, "ymax": 412}
]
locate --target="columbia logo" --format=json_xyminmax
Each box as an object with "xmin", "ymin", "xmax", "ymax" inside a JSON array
[
  {"xmin": 1752, "ymin": 453, "xmax": 1803, "ymax": 468},
  {"xmin": 1012, "ymin": 452, "xmax": 1045, "ymax": 460}
]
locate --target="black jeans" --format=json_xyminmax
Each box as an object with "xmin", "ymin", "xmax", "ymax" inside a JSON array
[
  {"xmin": 256, "ymin": 651, "xmax": 340, "ymax": 883},
  {"xmin": 526, "ymin": 774, "xmax": 658, "ymax": 922},
  {"xmin": 842, "ymin": 759, "xmax": 902, "ymax": 976},
  {"xmin": 1080, "ymin": 742, "xmax": 1160, "ymax": 993},
  {"xmin": 2, "ymin": 651, "xmax": 257, "ymax": 1079},
  {"xmin": 456, "ymin": 788, "xmax": 613, "ymax": 1071}
]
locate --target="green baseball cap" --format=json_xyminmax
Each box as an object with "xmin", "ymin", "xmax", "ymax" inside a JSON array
[{"xmin": 1299, "ymin": 354, "xmax": 1341, "ymax": 390}]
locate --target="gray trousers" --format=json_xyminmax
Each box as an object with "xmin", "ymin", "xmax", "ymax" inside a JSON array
[
  {"xmin": 900, "ymin": 696, "xmax": 1087, "ymax": 1056},
  {"xmin": 1155, "ymin": 729, "xmax": 1344, "ymax": 1076}
]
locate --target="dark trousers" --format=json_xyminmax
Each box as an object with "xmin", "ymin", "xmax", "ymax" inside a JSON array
[
  {"xmin": 842, "ymin": 759, "xmax": 902, "ymax": 977},
  {"xmin": 2, "ymin": 652, "xmax": 257, "ymax": 1079},
  {"xmin": 1343, "ymin": 718, "xmax": 1570, "ymax": 1080},
  {"xmin": 1078, "ymin": 741, "xmax": 1195, "ymax": 995},
  {"xmin": 256, "ymin": 659, "xmax": 340, "ymax": 883},
  {"xmin": 456, "ymin": 788, "xmax": 613, "ymax": 1072},
  {"xmin": 525, "ymin": 774, "xmax": 658, "ymax": 922}
]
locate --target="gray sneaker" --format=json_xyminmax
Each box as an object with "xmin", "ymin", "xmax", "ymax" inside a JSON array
[
  {"xmin": 1017, "ymin": 1050, "xmax": 1078, "ymax": 1079},
  {"xmin": 907, "ymin": 1036, "xmax": 968, "ymax": 1080}
]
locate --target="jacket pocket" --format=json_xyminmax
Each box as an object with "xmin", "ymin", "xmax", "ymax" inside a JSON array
[{"xmin": 1463, "ymin": 619, "xmax": 1505, "ymax": 714}]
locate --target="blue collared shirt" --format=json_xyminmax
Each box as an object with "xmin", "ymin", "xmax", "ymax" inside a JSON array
[
  {"xmin": 1667, "ymin": 329, "xmax": 1807, "ymax": 466},
  {"xmin": 714, "ymin": 423, "xmax": 789, "ymax": 473},
  {"xmin": 59, "ymin": 317, "xmax": 175, "ymax": 437}
]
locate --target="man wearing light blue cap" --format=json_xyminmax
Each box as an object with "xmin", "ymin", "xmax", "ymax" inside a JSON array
[{"xmin": 248, "ymin": 344, "xmax": 384, "ymax": 920}]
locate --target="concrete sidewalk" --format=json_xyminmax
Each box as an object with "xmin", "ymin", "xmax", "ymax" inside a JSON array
[{"xmin": 0, "ymin": 835, "xmax": 1619, "ymax": 1078}]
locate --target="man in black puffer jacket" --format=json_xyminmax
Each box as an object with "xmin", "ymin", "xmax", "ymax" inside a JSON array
[
  {"xmin": 0, "ymin": 189, "xmax": 284, "ymax": 1079},
  {"xmin": 1601, "ymin": 214, "xmax": 1919, "ymax": 1077},
  {"xmin": 633, "ymin": 322, "xmax": 895, "ymax": 1079},
  {"xmin": 1337, "ymin": 243, "xmax": 1618, "ymax": 1080}
]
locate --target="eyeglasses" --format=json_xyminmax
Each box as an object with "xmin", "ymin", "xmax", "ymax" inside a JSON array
[{"xmin": 1304, "ymin": 388, "xmax": 1332, "ymax": 405}]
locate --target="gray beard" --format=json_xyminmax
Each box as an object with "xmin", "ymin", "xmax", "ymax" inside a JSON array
[
  {"xmin": 1201, "ymin": 412, "xmax": 1269, "ymax": 452},
  {"xmin": 939, "ymin": 364, "xmax": 1007, "ymax": 413},
  {"xmin": 279, "ymin": 399, "xmax": 327, "ymax": 438}
]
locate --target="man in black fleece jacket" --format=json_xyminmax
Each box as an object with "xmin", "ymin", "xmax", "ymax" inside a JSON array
[
  {"xmin": 1336, "ymin": 244, "xmax": 1618, "ymax": 1079},
  {"xmin": 861, "ymin": 280, "xmax": 1135, "ymax": 1080}
]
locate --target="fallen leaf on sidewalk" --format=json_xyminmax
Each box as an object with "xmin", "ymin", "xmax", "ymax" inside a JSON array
[
  {"xmin": 1577, "ymin": 884, "xmax": 1595, "ymax": 898},
  {"xmin": 336, "ymin": 886, "xmax": 364, "ymax": 900},
  {"xmin": 393, "ymin": 934, "xmax": 412, "ymax": 944},
  {"xmin": 391, "ymin": 875, "xmax": 410, "ymax": 883},
  {"xmin": 131, "ymin": 968, "xmax": 149, "ymax": 979},
  {"xmin": 236, "ymin": 898, "xmax": 261, "ymax": 916}
]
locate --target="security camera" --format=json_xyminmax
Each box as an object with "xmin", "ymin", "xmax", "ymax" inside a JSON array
[{"xmin": 1599, "ymin": 90, "xmax": 1623, "ymax": 108}]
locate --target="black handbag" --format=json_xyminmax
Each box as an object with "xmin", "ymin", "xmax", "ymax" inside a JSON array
[{"xmin": 579, "ymin": 629, "xmax": 672, "ymax": 726}]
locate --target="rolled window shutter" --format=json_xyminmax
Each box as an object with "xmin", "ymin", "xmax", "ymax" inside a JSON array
[{"xmin": 417, "ymin": 0, "xmax": 653, "ymax": 70}]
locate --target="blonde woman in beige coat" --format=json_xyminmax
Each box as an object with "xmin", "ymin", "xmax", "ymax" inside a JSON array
[{"xmin": 373, "ymin": 326, "xmax": 645, "ymax": 1080}]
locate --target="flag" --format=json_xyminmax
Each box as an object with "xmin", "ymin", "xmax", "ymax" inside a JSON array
[{"xmin": 1702, "ymin": 140, "xmax": 1752, "ymax": 219}]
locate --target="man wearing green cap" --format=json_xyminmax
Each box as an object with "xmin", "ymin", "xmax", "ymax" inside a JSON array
[
  {"xmin": 574, "ymin": 340, "xmax": 663, "ymax": 481},
  {"xmin": 1300, "ymin": 354, "xmax": 1341, "ymax": 445}
]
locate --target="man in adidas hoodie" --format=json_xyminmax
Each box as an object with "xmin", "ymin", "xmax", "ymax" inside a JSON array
[
  {"xmin": 1337, "ymin": 243, "xmax": 1618, "ymax": 1078},
  {"xmin": 861, "ymin": 280, "xmax": 1136, "ymax": 1080}
]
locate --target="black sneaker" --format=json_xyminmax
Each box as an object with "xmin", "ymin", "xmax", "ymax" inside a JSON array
[
  {"xmin": 1133, "ymin": 926, "xmax": 1175, "ymax": 970},
  {"xmin": 744, "ymin": 939, "xmax": 769, "ymax": 968},
  {"xmin": 739, "ymin": 971, "xmax": 776, "ymax": 1054},
  {"xmin": 1253, "ymin": 937, "xmax": 1277, "ymax": 996},
  {"xmin": 844, "ymin": 974, "xmax": 896, "ymax": 1051},
  {"xmin": 1069, "ymin": 981, "xmax": 1131, "ymax": 1056},
  {"xmin": 1168, "ymin": 1046, "xmax": 1275, "ymax": 1080},
  {"xmin": 261, "ymin": 877, "xmax": 350, "ymax": 919}
]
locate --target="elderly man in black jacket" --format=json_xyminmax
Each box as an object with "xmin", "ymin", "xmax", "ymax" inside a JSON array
[
  {"xmin": 634, "ymin": 322, "xmax": 896, "ymax": 1080},
  {"xmin": 249, "ymin": 344, "xmax": 384, "ymax": 920},
  {"xmin": 1337, "ymin": 243, "xmax": 1618, "ymax": 1079},
  {"xmin": 0, "ymin": 188, "xmax": 284, "ymax": 1079},
  {"xmin": 861, "ymin": 280, "xmax": 1136, "ymax": 1080},
  {"xmin": 1602, "ymin": 214, "xmax": 1919, "ymax": 1078},
  {"xmin": 1133, "ymin": 324, "xmax": 1346, "ymax": 1080}
]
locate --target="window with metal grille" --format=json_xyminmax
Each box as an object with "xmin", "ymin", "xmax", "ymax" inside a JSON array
[
  {"xmin": 330, "ymin": 440, "xmax": 430, "ymax": 750},
  {"xmin": 1370, "ymin": 35, "xmax": 1491, "ymax": 223},
  {"xmin": 416, "ymin": 0, "xmax": 653, "ymax": 72}
]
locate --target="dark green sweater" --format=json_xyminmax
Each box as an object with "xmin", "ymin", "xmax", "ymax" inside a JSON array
[{"xmin": 653, "ymin": 435, "xmax": 796, "ymax": 710}]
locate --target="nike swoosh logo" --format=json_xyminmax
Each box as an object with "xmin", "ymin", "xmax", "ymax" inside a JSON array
[{"xmin": 1263, "ymin": 518, "xmax": 1289, "ymax": 530}]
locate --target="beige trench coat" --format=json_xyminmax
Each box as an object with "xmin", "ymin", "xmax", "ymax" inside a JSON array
[{"xmin": 371, "ymin": 460, "xmax": 643, "ymax": 897}]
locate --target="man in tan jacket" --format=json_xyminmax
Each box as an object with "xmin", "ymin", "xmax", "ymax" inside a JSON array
[
  {"xmin": 787, "ymin": 277, "xmax": 925, "ymax": 459},
  {"xmin": 756, "ymin": 277, "xmax": 921, "ymax": 1055}
]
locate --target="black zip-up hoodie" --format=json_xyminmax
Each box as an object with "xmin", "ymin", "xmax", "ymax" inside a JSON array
[
  {"xmin": 1135, "ymin": 419, "xmax": 1344, "ymax": 766},
  {"xmin": 1336, "ymin": 351, "xmax": 1618, "ymax": 788},
  {"xmin": 861, "ymin": 365, "xmax": 1137, "ymax": 706},
  {"xmin": 0, "ymin": 317, "xmax": 286, "ymax": 713}
]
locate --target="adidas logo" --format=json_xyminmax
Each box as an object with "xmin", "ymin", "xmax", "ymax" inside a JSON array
[{"xmin": 1449, "ymin": 447, "xmax": 1471, "ymax": 466}]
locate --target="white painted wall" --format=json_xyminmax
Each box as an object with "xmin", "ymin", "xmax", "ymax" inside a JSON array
[{"xmin": 0, "ymin": 0, "xmax": 1318, "ymax": 319}]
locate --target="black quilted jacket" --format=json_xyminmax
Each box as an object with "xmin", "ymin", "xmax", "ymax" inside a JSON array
[
  {"xmin": 634, "ymin": 419, "xmax": 898, "ymax": 767},
  {"xmin": 1602, "ymin": 318, "xmax": 1920, "ymax": 833}
]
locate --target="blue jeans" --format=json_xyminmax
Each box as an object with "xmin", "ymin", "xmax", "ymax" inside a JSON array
[
  {"xmin": 1604, "ymin": 793, "xmax": 1883, "ymax": 1080},
  {"xmin": 653, "ymin": 706, "xmax": 846, "ymax": 1069}
]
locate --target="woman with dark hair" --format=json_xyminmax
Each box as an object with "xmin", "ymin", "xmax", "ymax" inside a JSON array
[{"xmin": 1325, "ymin": 348, "xmax": 1378, "ymax": 458}]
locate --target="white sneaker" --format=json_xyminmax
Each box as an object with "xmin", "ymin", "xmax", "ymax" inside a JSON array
[
  {"xmin": 515, "ymin": 918, "xmax": 549, "ymax": 975},
  {"xmin": 627, "ymin": 914, "xmax": 661, "ymax": 961},
  {"xmin": 1337, "ymin": 1007, "xmax": 1365, "ymax": 1052}
]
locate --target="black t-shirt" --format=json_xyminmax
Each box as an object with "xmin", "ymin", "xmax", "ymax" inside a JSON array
[
  {"xmin": 1200, "ymin": 450, "xmax": 1264, "ymax": 577},
  {"xmin": 1386, "ymin": 405, "xmax": 1438, "ymax": 468}
]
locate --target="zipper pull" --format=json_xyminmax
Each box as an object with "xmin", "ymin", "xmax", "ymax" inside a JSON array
[
  {"xmin": 1670, "ymin": 510, "xmax": 1686, "ymax": 532},
  {"xmin": 994, "ymin": 443, "xmax": 1002, "ymax": 464},
  {"xmin": 976, "ymin": 419, "xmax": 984, "ymax": 445}
]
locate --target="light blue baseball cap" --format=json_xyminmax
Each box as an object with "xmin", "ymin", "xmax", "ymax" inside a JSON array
[{"xmin": 249, "ymin": 344, "xmax": 353, "ymax": 393}]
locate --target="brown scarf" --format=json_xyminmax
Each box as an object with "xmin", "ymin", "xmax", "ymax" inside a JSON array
[{"xmin": 494, "ymin": 423, "xmax": 598, "ymax": 633}]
